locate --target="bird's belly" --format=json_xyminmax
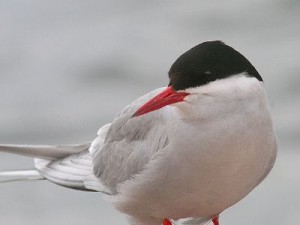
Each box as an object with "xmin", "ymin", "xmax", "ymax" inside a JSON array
[
  {"xmin": 150, "ymin": 133, "xmax": 277, "ymax": 219},
  {"xmin": 113, "ymin": 111, "xmax": 277, "ymax": 220}
]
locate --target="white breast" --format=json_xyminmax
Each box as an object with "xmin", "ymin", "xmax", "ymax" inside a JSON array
[{"xmin": 111, "ymin": 75, "xmax": 277, "ymax": 223}]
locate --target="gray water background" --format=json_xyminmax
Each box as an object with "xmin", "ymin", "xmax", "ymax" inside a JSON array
[{"xmin": 0, "ymin": 1, "xmax": 299, "ymax": 224}]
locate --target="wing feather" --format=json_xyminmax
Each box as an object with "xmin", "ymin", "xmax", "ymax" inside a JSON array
[
  {"xmin": 91, "ymin": 87, "xmax": 170, "ymax": 194},
  {"xmin": 34, "ymin": 150, "xmax": 97, "ymax": 191}
]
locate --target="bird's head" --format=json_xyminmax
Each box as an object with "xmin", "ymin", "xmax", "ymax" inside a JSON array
[{"xmin": 133, "ymin": 41, "xmax": 262, "ymax": 117}]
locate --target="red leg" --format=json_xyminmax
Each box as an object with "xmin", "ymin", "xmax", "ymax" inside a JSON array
[
  {"xmin": 163, "ymin": 218, "xmax": 172, "ymax": 225},
  {"xmin": 212, "ymin": 216, "xmax": 219, "ymax": 225}
]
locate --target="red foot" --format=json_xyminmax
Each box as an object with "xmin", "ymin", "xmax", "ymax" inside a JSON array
[
  {"xmin": 163, "ymin": 218, "xmax": 172, "ymax": 225},
  {"xmin": 212, "ymin": 216, "xmax": 219, "ymax": 225}
]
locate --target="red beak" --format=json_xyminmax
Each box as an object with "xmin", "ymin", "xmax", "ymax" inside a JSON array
[{"xmin": 133, "ymin": 86, "xmax": 189, "ymax": 117}]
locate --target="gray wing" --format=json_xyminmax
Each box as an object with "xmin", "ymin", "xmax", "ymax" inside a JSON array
[{"xmin": 92, "ymin": 87, "xmax": 170, "ymax": 194}]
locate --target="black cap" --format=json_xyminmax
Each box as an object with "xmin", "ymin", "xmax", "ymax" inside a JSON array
[{"xmin": 168, "ymin": 41, "xmax": 262, "ymax": 91}]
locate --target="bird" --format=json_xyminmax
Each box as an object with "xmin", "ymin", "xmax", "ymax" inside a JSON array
[{"xmin": 0, "ymin": 41, "xmax": 277, "ymax": 225}]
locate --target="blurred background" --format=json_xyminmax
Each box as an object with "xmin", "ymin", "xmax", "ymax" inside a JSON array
[{"xmin": 0, "ymin": 0, "xmax": 299, "ymax": 224}]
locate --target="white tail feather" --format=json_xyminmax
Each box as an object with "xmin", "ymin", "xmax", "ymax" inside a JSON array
[
  {"xmin": 0, "ymin": 142, "xmax": 110, "ymax": 192},
  {"xmin": 0, "ymin": 170, "xmax": 44, "ymax": 183},
  {"xmin": 34, "ymin": 151, "xmax": 108, "ymax": 193}
]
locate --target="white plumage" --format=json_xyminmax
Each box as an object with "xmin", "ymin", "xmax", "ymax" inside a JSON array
[{"xmin": 0, "ymin": 41, "xmax": 278, "ymax": 225}]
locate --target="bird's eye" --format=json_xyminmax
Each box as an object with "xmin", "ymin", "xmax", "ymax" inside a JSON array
[{"xmin": 204, "ymin": 71, "xmax": 212, "ymax": 75}]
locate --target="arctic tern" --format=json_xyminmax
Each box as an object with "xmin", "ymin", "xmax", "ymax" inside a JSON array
[{"xmin": 0, "ymin": 41, "xmax": 277, "ymax": 225}]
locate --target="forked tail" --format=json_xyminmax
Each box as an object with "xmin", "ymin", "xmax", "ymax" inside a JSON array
[
  {"xmin": 0, "ymin": 143, "xmax": 107, "ymax": 192},
  {"xmin": 0, "ymin": 170, "xmax": 44, "ymax": 183}
]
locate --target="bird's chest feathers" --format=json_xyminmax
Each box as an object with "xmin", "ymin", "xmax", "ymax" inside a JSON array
[{"xmin": 160, "ymin": 81, "xmax": 276, "ymax": 213}]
